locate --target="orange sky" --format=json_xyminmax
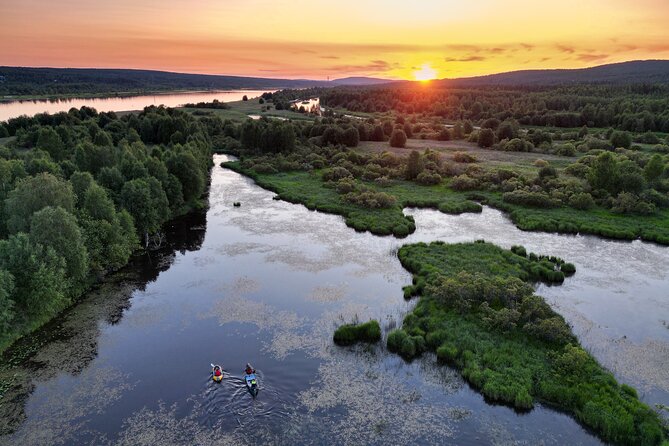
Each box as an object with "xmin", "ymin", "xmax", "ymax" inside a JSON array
[{"xmin": 1, "ymin": 0, "xmax": 668, "ymax": 80}]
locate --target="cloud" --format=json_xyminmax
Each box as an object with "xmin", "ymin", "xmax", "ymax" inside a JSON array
[
  {"xmin": 326, "ymin": 59, "xmax": 400, "ymax": 73},
  {"xmin": 556, "ymin": 44, "xmax": 576, "ymax": 53},
  {"xmin": 576, "ymin": 53, "xmax": 609, "ymax": 62},
  {"xmin": 319, "ymin": 55, "xmax": 340, "ymax": 59},
  {"xmin": 444, "ymin": 55, "xmax": 486, "ymax": 62}
]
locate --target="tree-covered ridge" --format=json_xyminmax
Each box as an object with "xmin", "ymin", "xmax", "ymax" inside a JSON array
[
  {"xmin": 392, "ymin": 241, "xmax": 666, "ymax": 446},
  {"xmin": 0, "ymin": 105, "xmax": 212, "ymax": 351}
]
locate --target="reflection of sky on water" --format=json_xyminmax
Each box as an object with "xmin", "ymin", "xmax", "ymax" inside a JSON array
[{"xmin": 3, "ymin": 154, "xmax": 668, "ymax": 444}]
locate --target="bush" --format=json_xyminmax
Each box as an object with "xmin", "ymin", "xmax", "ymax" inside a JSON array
[
  {"xmin": 610, "ymin": 131, "xmax": 632, "ymax": 149},
  {"xmin": 341, "ymin": 127, "xmax": 360, "ymax": 147},
  {"xmin": 453, "ymin": 151, "xmax": 477, "ymax": 163},
  {"xmin": 502, "ymin": 138, "xmax": 532, "ymax": 152},
  {"xmin": 389, "ymin": 129, "xmax": 407, "ymax": 148},
  {"xmin": 556, "ymin": 143, "xmax": 576, "ymax": 156},
  {"xmin": 450, "ymin": 175, "xmax": 479, "ymax": 191},
  {"xmin": 333, "ymin": 320, "xmax": 382, "ymax": 346},
  {"xmin": 569, "ymin": 192, "xmax": 595, "ymax": 210},
  {"xmin": 416, "ymin": 171, "xmax": 442, "ymax": 185},
  {"xmin": 611, "ymin": 192, "xmax": 656, "ymax": 215},
  {"xmin": 322, "ymin": 167, "xmax": 352, "ymax": 182},
  {"xmin": 437, "ymin": 128, "xmax": 451, "ymax": 141},
  {"xmin": 344, "ymin": 190, "xmax": 397, "ymax": 208},
  {"xmin": 503, "ymin": 190, "xmax": 559, "ymax": 208},
  {"xmin": 478, "ymin": 128, "xmax": 495, "ymax": 148}
]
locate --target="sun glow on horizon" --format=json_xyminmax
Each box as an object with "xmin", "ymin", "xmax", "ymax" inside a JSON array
[
  {"xmin": 413, "ymin": 63, "xmax": 437, "ymax": 81},
  {"xmin": 1, "ymin": 1, "xmax": 669, "ymax": 79}
]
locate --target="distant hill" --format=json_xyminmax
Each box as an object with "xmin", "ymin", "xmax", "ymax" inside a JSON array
[
  {"xmin": 0, "ymin": 67, "xmax": 400, "ymax": 98},
  {"xmin": 0, "ymin": 67, "xmax": 334, "ymax": 97},
  {"xmin": 331, "ymin": 76, "xmax": 397, "ymax": 86},
  {"xmin": 440, "ymin": 60, "xmax": 669, "ymax": 86}
]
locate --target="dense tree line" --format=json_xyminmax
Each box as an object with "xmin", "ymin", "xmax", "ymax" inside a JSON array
[
  {"xmin": 318, "ymin": 84, "xmax": 669, "ymax": 132},
  {"xmin": 0, "ymin": 105, "xmax": 212, "ymax": 348}
]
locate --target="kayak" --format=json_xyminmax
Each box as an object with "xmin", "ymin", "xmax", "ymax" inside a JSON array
[
  {"xmin": 211, "ymin": 364, "xmax": 223, "ymax": 382},
  {"xmin": 245, "ymin": 373, "xmax": 258, "ymax": 396}
]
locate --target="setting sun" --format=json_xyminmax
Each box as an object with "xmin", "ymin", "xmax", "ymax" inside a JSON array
[{"xmin": 413, "ymin": 63, "xmax": 437, "ymax": 81}]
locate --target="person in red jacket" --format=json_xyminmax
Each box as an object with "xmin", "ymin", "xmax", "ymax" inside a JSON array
[{"xmin": 244, "ymin": 363, "xmax": 255, "ymax": 375}]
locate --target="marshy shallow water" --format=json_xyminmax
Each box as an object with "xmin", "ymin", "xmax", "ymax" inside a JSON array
[{"xmin": 1, "ymin": 154, "xmax": 667, "ymax": 445}]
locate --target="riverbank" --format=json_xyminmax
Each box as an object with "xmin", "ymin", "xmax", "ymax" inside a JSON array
[{"xmin": 223, "ymin": 159, "xmax": 669, "ymax": 245}]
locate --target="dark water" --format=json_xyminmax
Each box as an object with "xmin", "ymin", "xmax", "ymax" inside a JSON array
[
  {"xmin": 1, "ymin": 155, "xmax": 667, "ymax": 445},
  {"xmin": 0, "ymin": 90, "xmax": 268, "ymax": 121}
]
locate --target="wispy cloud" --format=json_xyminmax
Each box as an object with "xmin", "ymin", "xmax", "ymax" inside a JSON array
[
  {"xmin": 576, "ymin": 53, "xmax": 609, "ymax": 62},
  {"xmin": 444, "ymin": 55, "xmax": 486, "ymax": 62}
]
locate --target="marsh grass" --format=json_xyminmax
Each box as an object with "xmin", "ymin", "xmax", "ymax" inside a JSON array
[
  {"xmin": 223, "ymin": 162, "xmax": 481, "ymax": 237},
  {"xmin": 392, "ymin": 241, "xmax": 666, "ymax": 446},
  {"xmin": 333, "ymin": 320, "xmax": 382, "ymax": 346}
]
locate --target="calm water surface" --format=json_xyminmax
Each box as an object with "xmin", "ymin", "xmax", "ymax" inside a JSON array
[
  {"xmin": 0, "ymin": 90, "xmax": 269, "ymax": 121},
  {"xmin": 1, "ymin": 155, "xmax": 667, "ymax": 445}
]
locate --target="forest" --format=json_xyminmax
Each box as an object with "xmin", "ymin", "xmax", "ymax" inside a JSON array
[{"xmin": 0, "ymin": 105, "xmax": 212, "ymax": 351}]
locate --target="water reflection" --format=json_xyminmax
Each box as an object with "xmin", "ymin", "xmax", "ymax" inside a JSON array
[
  {"xmin": 0, "ymin": 90, "xmax": 270, "ymax": 121},
  {"xmin": 0, "ymin": 211, "xmax": 206, "ymax": 439},
  {"xmin": 2, "ymin": 155, "xmax": 667, "ymax": 444},
  {"xmin": 290, "ymin": 97, "xmax": 321, "ymax": 115}
]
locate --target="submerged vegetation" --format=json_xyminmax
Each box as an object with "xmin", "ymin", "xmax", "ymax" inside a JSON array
[
  {"xmin": 0, "ymin": 105, "xmax": 212, "ymax": 352},
  {"xmin": 333, "ymin": 320, "xmax": 381, "ymax": 346},
  {"xmin": 391, "ymin": 241, "xmax": 665, "ymax": 445}
]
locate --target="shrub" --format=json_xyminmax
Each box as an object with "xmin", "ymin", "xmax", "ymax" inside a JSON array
[
  {"xmin": 503, "ymin": 190, "xmax": 558, "ymax": 208},
  {"xmin": 437, "ymin": 128, "xmax": 451, "ymax": 141},
  {"xmin": 538, "ymin": 166, "xmax": 557, "ymax": 179},
  {"xmin": 450, "ymin": 175, "xmax": 479, "ymax": 191},
  {"xmin": 344, "ymin": 191, "xmax": 397, "ymax": 208},
  {"xmin": 556, "ymin": 143, "xmax": 576, "ymax": 156},
  {"xmin": 534, "ymin": 159, "xmax": 549, "ymax": 167},
  {"xmin": 252, "ymin": 163, "xmax": 278, "ymax": 174},
  {"xmin": 610, "ymin": 131, "xmax": 632, "ymax": 149},
  {"xmin": 341, "ymin": 127, "xmax": 360, "ymax": 147},
  {"xmin": 333, "ymin": 320, "xmax": 382, "ymax": 346},
  {"xmin": 322, "ymin": 167, "xmax": 352, "ymax": 182},
  {"xmin": 389, "ymin": 129, "xmax": 407, "ymax": 148},
  {"xmin": 453, "ymin": 151, "xmax": 477, "ymax": 163},
  {"xmin": 611, "ymin": 192, "xmax": 656, "ymax": 215},
  {"xmin": 568, "ymin": 192, "xmax": 595, "ymax": 210},
  {"xmin": 335, "ymin": 177, "xmax": 358, "ymax": 194},
  {"xmin": 502, "ymin": 138, "xmax": 532, "ymax": 152},
  {"xmin": 416, "ymin": 171, "xmax": 442, "ymax": 185},
  {"xmin": 478, "ymin": 128, "xmax": 495, "ymax": 148}
]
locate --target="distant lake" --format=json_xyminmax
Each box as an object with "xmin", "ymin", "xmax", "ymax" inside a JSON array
[{"xmin": 0, "ymin": 90, "xmax": 270, "ymax": 121}]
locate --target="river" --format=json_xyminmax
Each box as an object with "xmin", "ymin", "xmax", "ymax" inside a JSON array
[
  {"xmin": 0, "ymin": 154, "xmax": 667, "ymax": 445},
  {"xmin": 0, "ymin": 90, "xmax": 269, "ymax": 121}
]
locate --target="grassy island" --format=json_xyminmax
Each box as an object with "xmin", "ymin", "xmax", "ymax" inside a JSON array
[{"xmin": 391, "ymin": 241, "xmax": 666, "ymax": 445}]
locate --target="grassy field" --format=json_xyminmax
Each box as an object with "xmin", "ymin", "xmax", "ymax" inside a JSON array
[
  {"xmin": 357, "ymin": 139, "xmax": 578, "ymax": 171},
  {"xmin": 393, "ymin": 241, "xmax": 667, "ymax": 446}
]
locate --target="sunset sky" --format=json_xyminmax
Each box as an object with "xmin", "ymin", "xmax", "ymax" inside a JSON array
[{"xmin": 1, "ymin": 0, "xmax": 668, "ymax": 80}]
